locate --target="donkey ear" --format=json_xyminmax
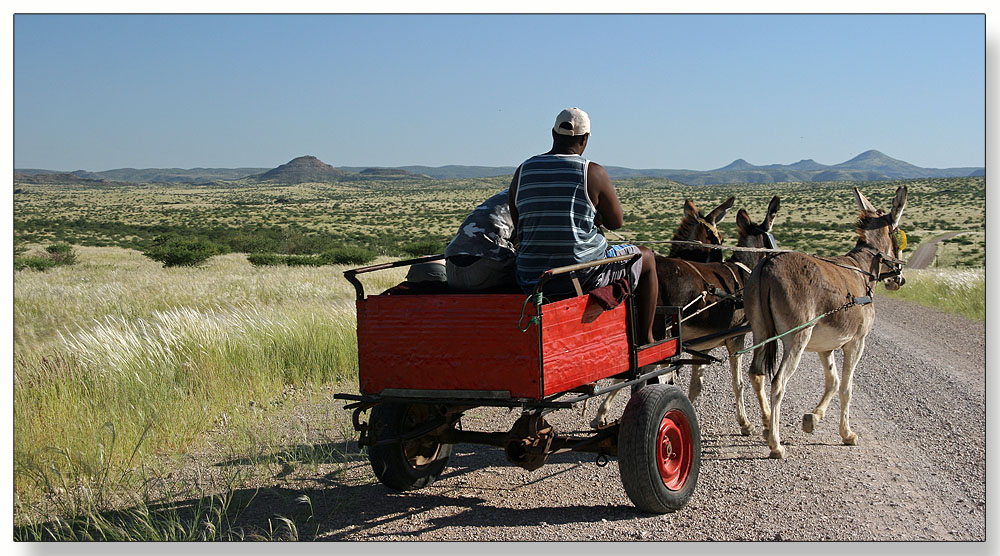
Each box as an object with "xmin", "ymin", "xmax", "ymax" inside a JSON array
[
  {"xmin": 706, "ymin": 196, "xmax": 736, "ymax": 224},
  {"xmin": 890, "ymin": 185, "xmax": 908, "ymax": 230},
  {"xmin": 683, "ymin": 199, "xmax": 699, "ymax": 220},
  {"xmin": 736, "ymin": 208, "xmax": 752, "ymax": 234},
  {"xmin": 853, "ymin": 187, "xmax": 877, "ymax": 213},
  {"xmin": 762, "ymin": 195, "xmax": 780, "ymax": 231}
]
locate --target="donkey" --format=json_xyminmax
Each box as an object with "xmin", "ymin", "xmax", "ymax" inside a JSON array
[
  {"xmin": 744, "ymin": 186, "xmax": 907, "ymax": 458},
  {"xmin": 592, "ymin": 196, "xmax": 780, "ymax": 430},
  {"xmin": 661, "ymin": 196, "xmax": 781, "ymax": 435}
]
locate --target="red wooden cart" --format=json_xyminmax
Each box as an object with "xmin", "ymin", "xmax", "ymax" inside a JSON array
[{"xmin": 335, "ymin": 254, "xmax": 701, "ymax": 513}]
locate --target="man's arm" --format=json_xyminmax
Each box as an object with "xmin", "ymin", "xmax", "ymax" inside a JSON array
[{"xmin": 587, "ymin": 162, "xmax": 624, "ymax": 230}]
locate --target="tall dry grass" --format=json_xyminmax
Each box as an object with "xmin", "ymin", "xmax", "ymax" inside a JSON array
[
  {"xmin": 14, "ymin": 247, "xmax": 405, "ymax": 514},
  {"xmin": 877, "ymin": 267, "xmax": 985, "ymax": 321}
]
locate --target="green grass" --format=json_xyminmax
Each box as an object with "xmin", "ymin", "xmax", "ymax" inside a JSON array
[
  {"xmin": 877, "ymin": 267, "xmax": 985, "ymax": 321},
  {"xmin": 14, "ymin": 247, "xmax": 404, "ymax": 526}
]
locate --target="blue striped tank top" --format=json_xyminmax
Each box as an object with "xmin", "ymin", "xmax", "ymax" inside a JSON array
[{"xmin": 513, "ymin": 154, "xmax": 608, "ymax": 291}]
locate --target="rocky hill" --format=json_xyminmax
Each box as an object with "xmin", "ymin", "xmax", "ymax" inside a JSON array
[{"xmin": 249, "ymin": 156, "xmax": 348, "ymax": 183}]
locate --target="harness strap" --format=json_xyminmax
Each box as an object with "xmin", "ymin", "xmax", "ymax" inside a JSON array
[
  {"xmin": 731, "ymin": 261, "xmax": 753, "ymax": 276},
  {"xmin": 675, "ymin": 259, "xmax": 711, "ymax": 289}
]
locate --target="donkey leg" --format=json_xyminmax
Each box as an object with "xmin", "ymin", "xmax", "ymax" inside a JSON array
[
  {"xmin": 688, "ymin": 364, "xmax": 705, "ymax": 401},
  {"xmin": 768, "ymin": 332, "xmax": 810, "ymax": 459},
  {"xmin": 726, "ymin": 337, "xmax": 754, "ymax": 435},
  {"xmin": 838, "ymin": 337, "xmax": 866, "ymax": 445},
  {"xmin": 591, "ymin": 380, "xmax": 623, "ymax": 428},
  {"xmin": 803, "ymin": 350, "xmax": 840, "ymax": 433},
  {"xmin": 751, "ymin": 373, "xmax": 771, "ymax": 435}
]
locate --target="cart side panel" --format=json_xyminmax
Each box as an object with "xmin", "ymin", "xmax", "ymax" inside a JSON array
[
  {"xmin": 636, "ymin": 338, "xmax": 679, "ymax": 368},
  {"xmin": 540, "ymin": 296, "xmax": 630, "ymax": 396},
  {"xmin": 357, "ymin": 294, "xmax": 542, "ymax": 398}
]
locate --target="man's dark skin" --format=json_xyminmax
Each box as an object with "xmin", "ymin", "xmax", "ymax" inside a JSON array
[{"xmin": 509, "ymin": 130, "xmax": 659, "ymax": 344}]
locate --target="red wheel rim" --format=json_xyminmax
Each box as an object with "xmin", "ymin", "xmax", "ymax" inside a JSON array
[{"xmin": 656, "ymin": 409, "xmax": 692, "ymax": 490}]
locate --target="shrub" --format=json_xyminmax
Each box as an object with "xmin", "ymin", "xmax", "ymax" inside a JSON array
[
  {"xmin": 14, "ymin": 256, "xmax": 59, "ymax": 272},
  {"xmin": 143, "ymin": 236, "xmax": 223, "ymax": 267},
  {"xmin": 45, "ymin": 243, "xmax": 77, "ymax": 265},
  {"xmin": 14, "ymin": 243, "xmax": 78, "ymax": 272},
  {"xmin": 401, "ymin": 238, "xmax": 446, "ymax": 257},
  {"xmin": 247, "ymin": 248, "xmax": 375, "ymax": 267},
  {"xmin": 246, "ymin": 253, "xmax": 282, "ymax": 266},
  {"xmin": 319, "ymin": 246, "xmax": 376, "ymax": 265}
]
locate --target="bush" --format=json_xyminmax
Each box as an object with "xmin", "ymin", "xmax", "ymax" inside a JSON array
[
  {"xmin": 143, "ymin": 236, "xmax": 223, "ymax": 267},
  {"xmin": 14, "ymin": 256, "xmax": 59, "ymax": 272},
  {"xmin": 319, "ymin": 246, "xmax": 376, "ymax": 265},
  {"xmin": 247, "ymin": 247, "xmax": 375, "ymax": 267},
  {"xmin": 401, "ymin": 238, "xmax": 446, "ymax": 257},
  {"xmin": 45, "ymin": 242, "xmax": 77, "ymax": 265},
  {"xmin": 14, "ymin": 242, "xmax": 78, "ymax": 272},
  {"xmin": 246, "ymin": 253, "xmax": 282, "ymax": 266}
]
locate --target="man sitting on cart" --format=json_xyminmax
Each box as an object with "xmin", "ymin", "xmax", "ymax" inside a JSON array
[{"xmin": 509, "ymin": 107, "xmax": 659, "ymax": 345}]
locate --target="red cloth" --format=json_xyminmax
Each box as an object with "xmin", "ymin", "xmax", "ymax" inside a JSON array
[{"xmin": 588, "ymin": 278, "xmax": 632, "ymax": 310}]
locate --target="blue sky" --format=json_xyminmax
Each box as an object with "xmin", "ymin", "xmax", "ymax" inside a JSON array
[{"xmin": 13, "ymin": 13, "xmax": 986, "ymax": 171}]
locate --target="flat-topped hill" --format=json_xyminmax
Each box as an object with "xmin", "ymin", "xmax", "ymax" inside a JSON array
[{"xmin": 250, "ymin": 155, "xmax": 348, "ymax": 183}]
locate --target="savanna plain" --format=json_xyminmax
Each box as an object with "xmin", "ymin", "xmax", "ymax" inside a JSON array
[{"xmin": 13, "ymin": 176, "xmax": 985, "ymax": 540}]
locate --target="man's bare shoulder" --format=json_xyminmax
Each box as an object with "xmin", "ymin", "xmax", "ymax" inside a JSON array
[{"xmin": 587, "ymin": 161, "xmax": 611, "ymax": 183}]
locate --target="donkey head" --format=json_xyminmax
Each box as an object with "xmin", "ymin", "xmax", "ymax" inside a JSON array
[
  {"xmin": 853, "ymin": 186, "xmax": 909, "ymax": 290},
  {"xmin": 732, "ymin": 195, "xmax": 780, "ymax": 268},
  {"xmin": 669, "ymin": 196, "xmax": 735, "ymax": 262}
]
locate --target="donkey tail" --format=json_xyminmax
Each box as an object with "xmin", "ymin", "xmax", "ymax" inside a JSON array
[{"xmin": 749, "ymin": 281, "xmax": 778, "ymax": 381}]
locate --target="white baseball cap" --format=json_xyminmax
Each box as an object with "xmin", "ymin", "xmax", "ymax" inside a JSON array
[{"xmin": 553, "ymin": 107, "xmax": 590, "ymax": 136}]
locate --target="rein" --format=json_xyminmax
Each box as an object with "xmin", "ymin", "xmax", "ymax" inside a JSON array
[{"xmin": 611, "ymin": 238, "xmax": 795, "ymax": 255}]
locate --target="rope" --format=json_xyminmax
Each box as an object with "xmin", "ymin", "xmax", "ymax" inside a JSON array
[
  {"xmin": 733, "ymin": 295, "xmax": 871, "ymax": 357},
  {"xmin": 610, "ymin": 238, "xmax": 795, "ymax": 254},
  {"xmin": 518, "ymin": 291, "xmax": 546, "ymax": 332},
  {"xmin": 682, "ymin": 292, "xmax": 739, "ymax": 323}
]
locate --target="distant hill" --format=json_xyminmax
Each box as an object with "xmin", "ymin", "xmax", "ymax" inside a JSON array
[
  {"xmin": 14, "ymin": 167, "xmax": 270, "ymax": 183},
  {"xmin": 356, "ymin": 167, "xmax": 430, "ymax": 178},
  {"xmin": 14, "ymin": 172, "xmax": 112, "ymax": 185},
  {"xmin": 249, "ymin": 155, "xmax": 348, "ymax": 183},
  {"xmin": 339, "ymin": 165, "xmax": 518, "ymax": 179},
  {"xmin": 598, "ymin": 150, "xmax": 984, "ymax": 185},
  {"xmin": 17, "ymin": 149, "xmax": 983, "ymax": 186}
]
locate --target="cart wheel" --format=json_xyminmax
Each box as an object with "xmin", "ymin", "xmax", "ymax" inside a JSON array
[
  {"xmin": 368, "ymin": 402, "xmax": 452, "ymax": 491},
  {"xmin": 618, "ymin": 384, "xmax": 700, "ymax": 513}
]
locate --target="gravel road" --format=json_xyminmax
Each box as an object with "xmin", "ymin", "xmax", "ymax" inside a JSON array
[
  {"xmin": 907, "ymin": 231, "xmax": 963, "ymax": 269},
  {"xmin": 264, "ymin": 297, "xmax": 985, "ymax": 541}
]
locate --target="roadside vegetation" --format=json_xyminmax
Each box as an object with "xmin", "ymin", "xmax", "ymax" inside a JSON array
[
  {"xmin": 877, "ymin": 267, "xmax": 985, "ymax": 321},
  {"xmin": 14, "ymin": 242, "xmax": 78, "ymax": 271},
  {"xmin": 13, "ymin": 175, "xmax": 984, "ymax": 537},
  {"xmin": 14, "ymin": 247, "xmax": 404, "ymax": 537}
]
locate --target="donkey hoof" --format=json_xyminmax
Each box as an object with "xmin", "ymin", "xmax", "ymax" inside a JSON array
[
  {"xmin": 769, "ymin": 446, "xmax": 787, "ymax": 459},
  {"xmin": 590, "ymin": 417, "xmax": 607, "ymax": 429},
  {"xmin": 802, "ymin": 413, "xmax": 816, "ymax": 434},
  {"xmin": 739, "ymin": 423, "xmax": 754, "ymax": 436},
  {"xmin": 843, "ymin": 433, "xmax": 859, "ymax": 446}
]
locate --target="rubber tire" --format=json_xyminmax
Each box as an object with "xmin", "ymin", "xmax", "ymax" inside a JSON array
[
  {"xmin": 618, "ymin": 384, "xmax": 701, "ymax": 513},
  {"xmin": 368, "ymin": 402, "xmax": 452, "ymax": 491}
]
